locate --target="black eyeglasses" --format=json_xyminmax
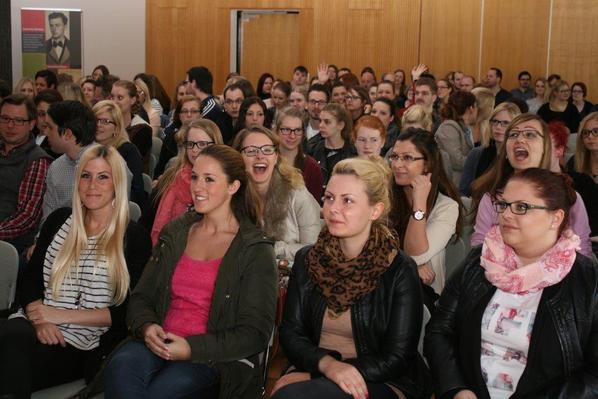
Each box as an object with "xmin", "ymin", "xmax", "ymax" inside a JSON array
[
  {"xmin": 506, "ymin": 129, "xmax": 544, "ymax": 141},
  {"xmin": 183, "ymin": 140, "xmax": 214, "ymax": 150},
  {"xmin": 493, "ymin": 200, "xmax": 552, "ymax": 215},
  {"xmin": 388, "ymin": 153, "xmax": 425, "ymax": 163},
  {"xmin": 581, "ymin": 128, "xmax": 598, "ymax": 138},
  {"xmin": 0, "ymin": 115, "xmax": 30, "ymax": 126},
  {"xmin": 490, "ymin": 119, "xmax": 510, "ymax": 128},
  {"xmin": 240, "ymin": 144, "xmax": 277, "ymax": 157},
  {"xmin": 278, "ymin": 127, "xmax": 303, "ymax": 136}
]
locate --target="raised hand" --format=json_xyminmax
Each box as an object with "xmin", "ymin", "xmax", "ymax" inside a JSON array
[
  {"xmin": 317, "ymin": 63, "xmax": 329, "ymax": 84},
  {"xmin": 411, "ymin": 64, "xmax": 429, "ymax": 81}
]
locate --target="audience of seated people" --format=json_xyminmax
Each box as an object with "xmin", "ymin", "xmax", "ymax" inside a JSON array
[{"xmin": 1, "ymin": 60, "xmax": 597, "ymax": 399}]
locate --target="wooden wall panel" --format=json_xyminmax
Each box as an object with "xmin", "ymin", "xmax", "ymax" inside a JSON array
[
  {"xmin": 240, "ymin": 13, "xmax": 300, "ymax": 86},
  {"xmin": 420, "ymin": 0, "xmax": 481, "ymax": 80},
  {"xmin": 549, "ymin": 0, "xmax": 598, "ymax": 102},
  {"xmin": 481, "ymin": 0, "xmax": 551, "ymax": 91}
]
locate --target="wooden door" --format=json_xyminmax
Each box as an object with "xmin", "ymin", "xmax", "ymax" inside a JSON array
[{"xmin": 239, "ymin": 12, "xmax": 300, "ymax": 87}]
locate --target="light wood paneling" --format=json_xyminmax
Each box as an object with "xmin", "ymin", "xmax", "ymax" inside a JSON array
[
  {"xmin": 481, "ymin": 0, "xmax": 551, "ymax": 91},
  {"xmin": 240, "ymin": 13, "xmax": 300, "ymax": 86},
  {"xmin": 549, "ymin": 0, "xmax": 598, "ymax": 102},
  {"xmin": 420, "ymin": 0, "xmax": 482, "ymax": 80},
  {"xmin": 146, "ymin": 0, "xmax": 420, "ymax": 96}
]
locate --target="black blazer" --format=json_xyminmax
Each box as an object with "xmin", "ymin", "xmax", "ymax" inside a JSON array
[
  {"xmin": 280, "ymin": 245, "xmax": 432, "ymax": 399},
  {"xmin": 424, "ymin": 246, "xmax": 598, "ymax": 399}
]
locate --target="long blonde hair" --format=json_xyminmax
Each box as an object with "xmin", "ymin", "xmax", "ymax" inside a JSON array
[
  {"xmin": 92, "ymin": 100, "xmax": 129, "ymax": 148},
  {"xmin": 472, "ymin": 87, "xmax": 495, "ymax": 146},
  {"xmin": 481, "ymin": 102, "xmax": 521, "ymax": 147},
  {"xmin": 50, "ymin": 145, "xmax": 130, "ymax": 305},
  {"xmin": 155, "ymin": 119, "xmax": 224, "ymax": 200}
]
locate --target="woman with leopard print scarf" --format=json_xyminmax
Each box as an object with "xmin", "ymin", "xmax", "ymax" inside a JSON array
[{"xmin": 272, "ymin": 157, "xmax": 431, "ymax": 399}]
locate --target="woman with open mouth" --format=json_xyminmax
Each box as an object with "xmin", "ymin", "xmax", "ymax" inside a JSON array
[
  {"xmin": 233, "ymin": 125, "xmax": 321, "ymax": 261},
  {"xmin": 470, "ymin": 113, "xmax": 593, "ymax": 257}
]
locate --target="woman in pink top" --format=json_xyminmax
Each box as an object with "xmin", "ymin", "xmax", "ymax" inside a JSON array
[{"xmin": 151, "ymin": 119, "xmax": 223, "ymax": 244}]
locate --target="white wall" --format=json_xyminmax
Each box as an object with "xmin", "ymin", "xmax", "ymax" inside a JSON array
[{"xmin": 11, "ymin": 0, "xmax": 145, "ymax": 82}]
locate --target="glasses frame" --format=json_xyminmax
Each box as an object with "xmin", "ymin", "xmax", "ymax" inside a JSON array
[
  {"xmin": 0, "ymin": 115, "xmax": 31, "ymax": 126},
  {"xmin": 506, "ymin": 129, "xmax": 544, "ymax": 141},
  {"xmin": 183, "ymin": 140, "xmax": 214, "ymax": 150},
  {"xmin": 492, "ymin": 200, "xmax": 552, "ymax": 215},
  {"xmin": 388, "ymin": 153, "xmax": 426, "ymax": 163},
  {"xmin": 240, "ymin": 144, "xmax": 277, "ymax": 157}
]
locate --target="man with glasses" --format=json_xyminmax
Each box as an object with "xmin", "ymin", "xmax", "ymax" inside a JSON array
[
  {"xmin": 221, "ymin": 82, "xmax": 246, "ymax": 144},
  {"xmin": 510, "ymin": 71, "xmax": 534, "ymax": 101},
  {"xmin": 0, "ymin": 94, "xmax": 52, "ymax": 252},
  {"xmin": 306, "ymin": 84, "xmax": 329, "ymax": 141},
  {"xmin": 42, "ymin": 101, "xmax": 96, "ymax": 219}
]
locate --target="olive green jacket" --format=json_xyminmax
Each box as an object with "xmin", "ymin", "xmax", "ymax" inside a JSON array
[{"xmin": 128, "ymin": 212, "xmax": 278, "ymax": 398}]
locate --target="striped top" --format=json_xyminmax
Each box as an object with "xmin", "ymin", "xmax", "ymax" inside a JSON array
[{"xmin": 42, "ymin": 215, "xmax": 113, "ymax": 350}]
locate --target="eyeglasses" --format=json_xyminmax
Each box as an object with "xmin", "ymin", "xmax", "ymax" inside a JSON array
[
  {"xmin": 493, "ymin": 200, "xmax": 552, "ymax": 215},
  {"xmin": 97, "ymin": 119, "xmax": 115, "ymax": 126},
  {"xmin": 345, "ymin": 95, "xmax": 361, "ymax": 101},
  {"xmin": 278, "ymin": 127, "xmax": 303, "ymax": 136},
  {"xmin": 0, "ymin": 115, "xmax": 31, "ymax": 126},
  {"xmin": 506, "ymin": 129, "xmax": 544, "ymax": 141},
  {"xmin": 240, "ymin": 144, "xmax": 277, "ymax": 157},
  {"xmin": 581, "ymin": 128, "xmax": 598, "ymax": 138},
  {"xmin": 180, "ymin": 109, "xmax": 201, "ymax": 116},
  {"xmin": 388, "ymin": 153, "xmax": 425, "ymax": 163},
  {"xmin": 558, "ymin": 89, "xmax": 571, "ymax": 94},
  {"xmin": 308, "ymin": 99, "xmax": 327, "ymax": 106},
  {"xmin": 490, "ymin": 119, "xmax": 510, "ymax": 128},
  {"xmin": 183, "ymin": 140, "xmax": 214, "ymax": 150},
  {"xmin": 571, "ymin": 89, "xmax": 584, "ymax": 94},
  {"xmin": 225, "ymin": 99, "xmax": 244, "ymax": 106}
]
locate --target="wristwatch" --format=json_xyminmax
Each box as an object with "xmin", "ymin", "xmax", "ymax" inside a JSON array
[{"xmin": 412, "ymin": 209, "xmax": 426, "ymax": 221}]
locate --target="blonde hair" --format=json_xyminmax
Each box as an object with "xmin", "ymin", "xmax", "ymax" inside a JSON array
[
  {"xmin": 92, "ymin": 100, "xmax": 129, "ymax": 148},
  {"xmin": 155, "ymin": 119, "xmax": 224, "ymax": 200},
  {"xmin": 134, "ymin": 78, "xmax": 153, "ymax": 111},
  {"xmin": 401, "ymin": 105, "xmax": 432, "ymax": 131},
  {"xmin": 548, "ymin": 80, "xmax": 569, "ymax": 103},
  {"xmin": 13, "ymin": 77, "xmax": 37, "ymax": 97},
  {"xmin": 472, "ymin": 87, "xmax": 495, "ymax": 146},
  {"xmin": 481, "ymin": 102, "xmax": 521, "ymax": 147},
  {"xmin": 58, "ymin": 82, "xmax": 86, "ymax": 104},
  {"xmin": 332, "ymin": 156, "xmax": 392, "ymax": 227},
  {"xmin": 574, "ymin": 111, "xmax": 598, "ymax": 174},
  {"xmin": 50, "ymin": 144, "xmax": 130, "ymax": 305}
]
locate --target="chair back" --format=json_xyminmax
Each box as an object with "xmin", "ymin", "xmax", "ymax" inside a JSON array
[{"xmin": 0, "ymin": 240, "xmax": 19, "ymax": 310}]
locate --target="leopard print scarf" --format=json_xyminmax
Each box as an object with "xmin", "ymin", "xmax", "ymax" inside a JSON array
[{"xmin": 306, "ymin": 224, "xmax": 399, "ymax": 317}]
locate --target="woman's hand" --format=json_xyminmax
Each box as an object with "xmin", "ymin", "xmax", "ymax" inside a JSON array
[
  {"xmin": 26, "ymin": 302, "xmax": 64, "ymax": 325},
  {"xmin": 164, "ymin": 332, "xmax": 192, "ymax": 361},
  {"xmin": 454, "ymin": 389, "xmax": 478, "ymax": 399},
  {"xmin": 271, "ymin": 372, "xmax": 311, "ymax": 396},
  {"xmin": 411, "ymin": 173, "xmax": 432, "ymax": 210},
  {"xmin": 317, "ymin": 63, "xmax": 329, "ymax": 84},
  {"xmin": 418, "ymin": 262, "xmax": 436, "ymax": 286},
  {"xmin": 364, "ymin": 104, "xmax": 372, "ymax": 114},
  {"xmin": 34, "ymin": 323, "xmax": 66, "ymax": 347},
  {"xmin": 143, "ymin": 323, "xmax": 169, "ymax": 359},
  {"xmin": 319, "ymin": 356, "xmax": 368, "ymax": 399}
]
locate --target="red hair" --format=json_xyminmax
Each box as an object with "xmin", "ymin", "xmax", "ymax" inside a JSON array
[
  {"xmin": 548, "ymin": 121, "xmax": 569, "ymax": 151},
  {"xmin": 352, "ymin": 115, "xmax": 387, "ymax": 143}
]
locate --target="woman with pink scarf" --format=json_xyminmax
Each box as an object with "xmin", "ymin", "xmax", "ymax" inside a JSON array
[{"xmin": 425, "ymin": 168, "xmax": 598, "ymax": 399}]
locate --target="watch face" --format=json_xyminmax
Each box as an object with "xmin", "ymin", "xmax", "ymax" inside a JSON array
[{"xmin": 413, "ymin": 210, "xmax": 425, "ymax": 220}]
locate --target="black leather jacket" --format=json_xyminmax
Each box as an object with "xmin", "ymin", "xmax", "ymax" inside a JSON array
[
  {"xmin": 424, "ymin": 246, "xmax": 598, "ymax": 399},
  {"xmin": 279, "ymin": 246, "xmax": 432, "ymax": 399},
  {"xmin": 306, "ymin": 134, "xmax": 356, "ymax": 187}
]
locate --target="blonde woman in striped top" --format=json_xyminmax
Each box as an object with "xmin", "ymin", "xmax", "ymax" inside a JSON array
[{"xmin": 0, "ymin": 144, "xmax": 151, "ymax": 397}]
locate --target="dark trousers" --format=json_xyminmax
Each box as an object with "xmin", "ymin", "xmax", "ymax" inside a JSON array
[
  {"xmin": 271, "ymin": 377, "xmax": 399, "ymax": 399},
  {"xmin": 104, "ymin": 340, "xmax": 219, "ymax": 399},
  {"xmin": 0, "ymin": 318, "xmax": 96, "ymax": 399}
]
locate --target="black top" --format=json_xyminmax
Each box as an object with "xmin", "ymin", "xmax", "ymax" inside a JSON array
[
  {"xmin": 538, "ymin": 102, "xmax": 582, "ymax": 133},
  {"xmin": 117, "ymin": 141, "xmax": 148, "ymax": 210}
]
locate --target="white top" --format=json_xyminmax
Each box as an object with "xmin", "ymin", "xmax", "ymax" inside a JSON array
[
  {"xmin": 410, "ymin": 192, "xmax": 459, "ymax": 294},
  {"xmin": 481, "ymin": 289, "xmax": 542, "ymax": 399},
  {"xmin": 306, "ymin": 124, "xmax": 319, "ymax": 141},
  {"xmin": 42, "ymin": 216, "xmax": 113, "ymax": 350}
]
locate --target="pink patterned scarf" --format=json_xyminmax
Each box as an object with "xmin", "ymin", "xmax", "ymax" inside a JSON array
[{"xmin": 480, "ymin": 225, "xmax": 580, "ymax": 294}]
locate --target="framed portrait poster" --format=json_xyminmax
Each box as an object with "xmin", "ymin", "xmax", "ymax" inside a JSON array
[{"xmin": 21, "ymin": 8, "xmax": 83, "ymax": 80}]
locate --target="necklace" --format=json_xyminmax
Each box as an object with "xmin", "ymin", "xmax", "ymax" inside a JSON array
[{"xmin": 73, "ymin": 237, "xmax": 100, "ymax": 309}]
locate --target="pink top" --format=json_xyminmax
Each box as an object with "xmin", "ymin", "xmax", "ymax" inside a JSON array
[
  {"xmin": 151, "ymin": 166, "xmax": 193, "ymax": 245},
  {"xmin": 162, "ymin": 253, "xmax": 221, "ymax": 337}
]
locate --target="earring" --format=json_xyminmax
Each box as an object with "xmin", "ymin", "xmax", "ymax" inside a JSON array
[{"xmin": 111, "ymin": 199, "xmax": 115, "ymax": 208}]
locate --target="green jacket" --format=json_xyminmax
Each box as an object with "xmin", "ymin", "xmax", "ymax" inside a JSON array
[{"xmin": 128, "ymin": 212, "xmax": 278, "ymax": 399}]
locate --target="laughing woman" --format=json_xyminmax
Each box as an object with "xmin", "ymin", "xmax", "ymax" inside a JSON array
[
  {"xmin": 471, "ymin": 113, "xmax": 593, "ymax": 257},
  {"xmin": 233, "ymin": 125, "xmax": 321, "ymax": 261},
  {"xmin": 0, "ymin": 145, "xmax": 151, "ymax": 398},
  {"xmin": 104, "ymin": 145, "xmax": 277, "ymax": 399}
]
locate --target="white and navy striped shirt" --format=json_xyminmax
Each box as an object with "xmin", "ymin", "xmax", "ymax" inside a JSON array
[{"xmin": 41, "ymin": 216, "xmax": 113, "ymax": 350}]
